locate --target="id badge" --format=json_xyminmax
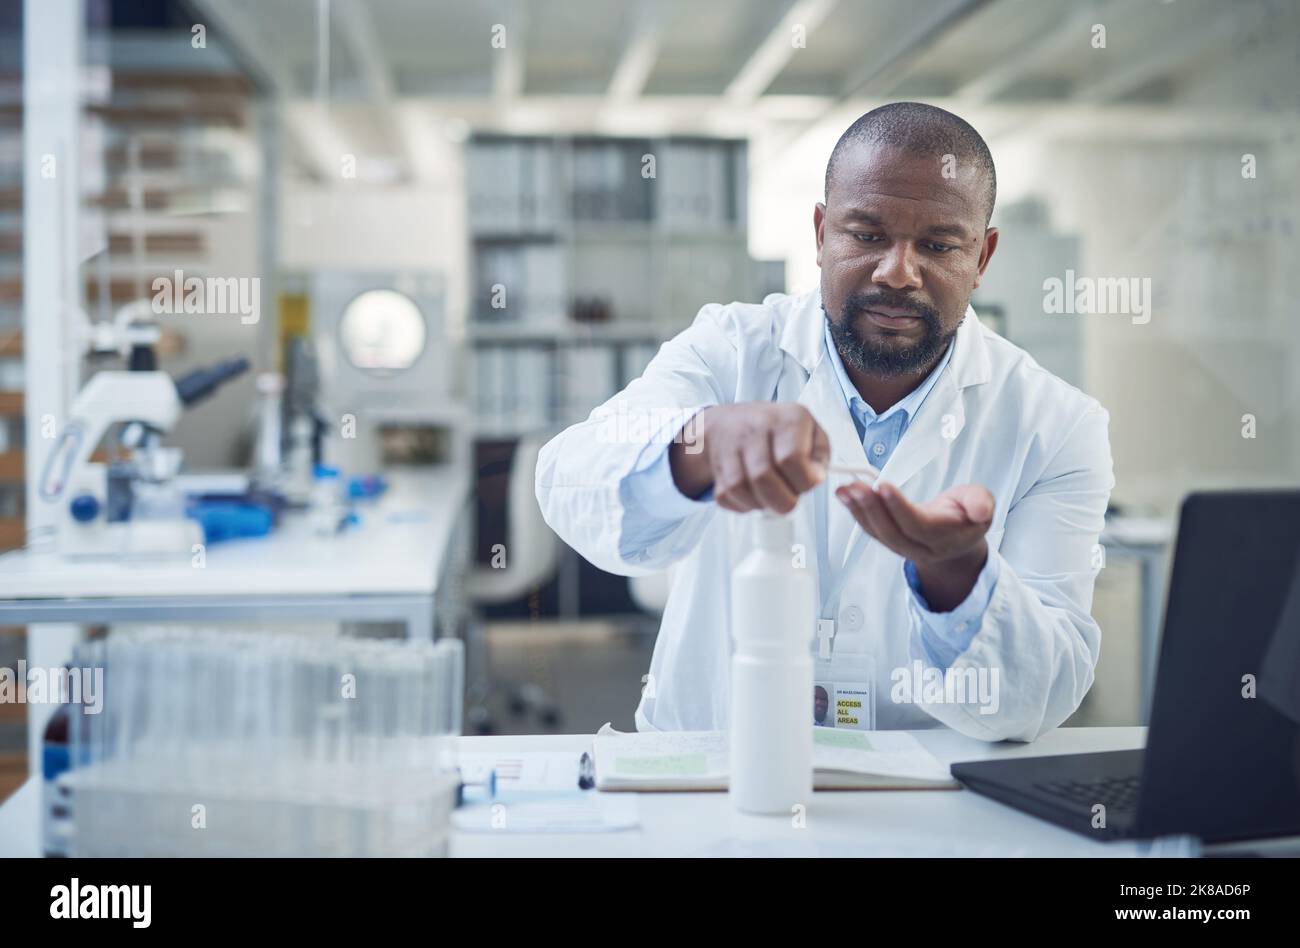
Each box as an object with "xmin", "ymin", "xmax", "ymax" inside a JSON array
[{"xmin": 812, "ymin": 652, "xmax": 876, "ymax": 731}]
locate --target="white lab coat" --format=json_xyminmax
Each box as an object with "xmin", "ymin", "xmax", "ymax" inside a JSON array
[{"xmin": 536, "ymin": 290, "xmax": 1114, "ymax": 741}]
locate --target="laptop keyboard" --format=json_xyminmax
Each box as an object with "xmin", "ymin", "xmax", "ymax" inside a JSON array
[{"xmin": 1034, "ymin": 775, "xmax": 1141, "ymax": 812}]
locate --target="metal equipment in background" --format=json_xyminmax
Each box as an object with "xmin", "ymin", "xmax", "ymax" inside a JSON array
[{"xmin": 311, "ymin": 270, "xmax": 468, "ymax": 474}]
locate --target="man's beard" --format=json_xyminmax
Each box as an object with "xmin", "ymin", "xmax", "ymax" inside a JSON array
[{"xmin": 824, "ymin": 292, "xmax": 959, "ymax": 378}]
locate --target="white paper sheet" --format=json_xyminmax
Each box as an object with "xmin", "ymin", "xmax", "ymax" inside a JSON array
[
  {"xmin": 593, "ymin": 726, "xmax": 955, "ymax": 790},
  {"xmin": 451, "ymin": 792, "xmax": 639, "ymax": 833}
]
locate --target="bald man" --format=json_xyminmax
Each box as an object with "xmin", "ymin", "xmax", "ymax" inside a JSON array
[{"xmin": 538, "ymin": 102, "xmax": 1114, "ymax": 740}]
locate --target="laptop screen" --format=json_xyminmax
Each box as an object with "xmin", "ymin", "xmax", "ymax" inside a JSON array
[{"xmin": 1138, "ymin": 490, "xmax": 1300, "ymax": 841}]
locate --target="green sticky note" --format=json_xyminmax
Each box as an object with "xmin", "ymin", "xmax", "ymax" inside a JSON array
[
  {"xmin": 614, "ymin": 754, "xmax": 709, "ymax": 776},
  {"xmin": 814, "ymin": 729, "xmax": 873, "ymax": 751}
]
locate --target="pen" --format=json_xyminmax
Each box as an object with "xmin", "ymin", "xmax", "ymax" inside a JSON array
[{"xmin": 456, "ymin": 767, "xmax": 498, "ymax": 806}]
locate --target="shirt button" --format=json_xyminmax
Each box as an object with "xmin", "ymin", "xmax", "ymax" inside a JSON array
[
  {"xmin": 871, "ymin": 442, "xmax": 885, "ymax": 457},
  {"xmin": 841, "ymin": 605, "xmax": 864, "ymax": 631},
  {"xmin": 956, "ymin": 621, "xmax": 969, "ymax": 633}
]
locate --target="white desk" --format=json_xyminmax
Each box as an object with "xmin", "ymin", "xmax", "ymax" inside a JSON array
[
  {"xmin": 0, "ymin": 467, "xmax": 471, "ymax": 634},
  {"xmin": 0, "ymin": 727, "xmax": 1150, "ymax": 858},
  {"xmin": 0, "ymin": 466, "xmax": 472, "ymax": 776}
]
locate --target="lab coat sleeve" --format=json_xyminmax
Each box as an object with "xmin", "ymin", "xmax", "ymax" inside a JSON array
[
  {"xmin": 905, "ymin": 403, "xmax": 1114, "ymax": 742},
  {"xmin": 618, "ymin": 437, "xmax": 715, "ymax": 559},
  {"xmin": 535, "ymin": 304, "xmax": 749, "ymax": 576},
  {"xmin": 903, "ymin": 554, "xmax": 1001, "ymax": 667}
]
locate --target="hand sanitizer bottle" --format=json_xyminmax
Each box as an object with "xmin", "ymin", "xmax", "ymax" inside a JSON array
[{"xmin": 729, "ymin": 510, "xmax": 814, "ymax": 814}]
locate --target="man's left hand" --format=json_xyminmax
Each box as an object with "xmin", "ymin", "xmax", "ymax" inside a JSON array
[{"xmin": 837, "ymin": 480, "xmax": 994, "ymax": 612}]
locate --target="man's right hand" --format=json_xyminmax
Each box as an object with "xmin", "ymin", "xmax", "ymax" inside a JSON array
[{"xmin": 669, "ymin": 403, "xmax": 830, "ymax": 514}]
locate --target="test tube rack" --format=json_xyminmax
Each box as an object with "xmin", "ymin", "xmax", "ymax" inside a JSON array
[{"xmin": 60, "ymin": 627, "xmax": 464, "ymax": 857}]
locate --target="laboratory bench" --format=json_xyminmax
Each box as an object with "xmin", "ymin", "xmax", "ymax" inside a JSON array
[
  {"xmin": 0, "ymin": 467, "xmax": 472, "ymax": 635},
  {"xmin": 0, "ymin": 466, "xmax": 474, "ymax": 776},
  {"xmin": 0, "ymin": 726, "xmax": 1152, "ymax": 858}
]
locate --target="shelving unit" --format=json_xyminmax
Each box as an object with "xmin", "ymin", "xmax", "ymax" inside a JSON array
[
  {"xmin": 465, "ymin": 133, "xmax": 765, "ymax": 619},
  {"xmin": 466, "ymin": 134, "xmax": 759, "ymax": 439},
  {"xmin": 0, "ymin": 71, "xmax": 22, "ymax": 556},
  {"xmin": 0, "ymin": 58, "xmax": 24, "ymax": 793},
  {"xmin": 80, "ymin": 72, "xmax": 257, "ymax": 321}
]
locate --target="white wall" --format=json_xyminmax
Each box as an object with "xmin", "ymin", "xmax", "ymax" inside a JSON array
[
  {"xmin": 280, "ymin": 184, "xmax": 468, "ymax": 333},
  {"xmin": 279, "ymin": 137, "xmax": 470, "ymax": 406},
  {"xmin": 1005, "ymin": 134, "xmax": 1297, "ymax": 511}
]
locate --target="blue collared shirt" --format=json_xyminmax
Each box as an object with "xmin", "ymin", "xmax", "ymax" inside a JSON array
[
  {"xmin": 823, "ymin": 320, "xmax": 951, "ymax": 464},
  {"xmin": 619, "ymin": 319, "xmax": 998, "ymax": 669}
]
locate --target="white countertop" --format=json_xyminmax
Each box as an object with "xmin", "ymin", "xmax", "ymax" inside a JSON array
[
  {"xmin": 0, "ymin": 467, "xmax": 470, "ymax": 600},
  {"xmin": 0, "ymin": 726, "xmax": 1149, "ymax": 858},
  {"xmin": 1101, "ymin": 515, "xmax": 1174, "ymax": 548}
]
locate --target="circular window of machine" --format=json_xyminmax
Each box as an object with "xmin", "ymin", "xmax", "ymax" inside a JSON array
[{"xmin": 338, "ymin": 289, "xmax": 427, "ymax": 375}]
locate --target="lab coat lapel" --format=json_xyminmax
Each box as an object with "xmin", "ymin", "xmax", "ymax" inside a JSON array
[
  {"xmin": 878, "ymin": 307, "xmax": 990, "ymax": 492},
  {"xmin": 877, "ymin": 369, "xmax": 963, "ymax": 491},
  {"xmin": 796, "ymin": 353, "xmax": 863, "ymax": 471},
  {"xmin": 794, "ymin": 352, "xmax": 865, "ymax": 583}
]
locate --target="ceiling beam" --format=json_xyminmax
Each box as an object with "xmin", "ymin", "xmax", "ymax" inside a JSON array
[
  {"xmin": 188, "ymin": 0, "xmax": 336, "ymax": 180},
  {"xmin": 183, "ymin": 0, "xmax": 290, "ymax": 94},
  {"xmin": 608, "ymin": 0, "xmax": 665, "ymax": 100},
  {"xmin": 841, "ymin": 0, "xmax": 992, "ymax": 99},
  {"xmin": 493, "ymin": 0, "xmax": 526, "ymax": 101},
  {"xmin": 332, "ymin": 0, "xmax": 395, "ymax": 100},
  {"xmin": 955, "ymin": 0, "xmax": 1116, "ymax": 104},
  {"xmin": 961, "ymin": 9, "xmax": 1092, "ymax": 102},
  {"xmin": 725, "ymin": 0, "xmax": 840, "ymax": 103},
  {"xmin": 750, "ymin": 0, "xmax": 989, "ymax": 172},
  {"xmin": 970, "ymin": 4, "xmax": 1265, "ymax": 161},
  {"xmin": 287, "ymin": 95, "xmax": 1295, "ymax": 143},
  {"xmin": 331, "ymin": 0, "xmax": 427, "ymax": 182},
  {"xmin": 1072, "ymin": 7, "xmax": 1247, "ymax": 103}
]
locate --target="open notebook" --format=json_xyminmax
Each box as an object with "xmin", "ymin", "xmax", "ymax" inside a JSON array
[{"xmin": 593, "ymin": 725, "xmax": 958, "ymax": 791}]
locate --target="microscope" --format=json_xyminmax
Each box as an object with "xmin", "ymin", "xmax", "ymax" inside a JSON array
[{"xmin": 38, "ymin": 306, "xmax": 249, "ymax": 559}]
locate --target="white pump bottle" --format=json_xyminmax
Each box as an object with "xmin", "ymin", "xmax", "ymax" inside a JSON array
[{"xmin": 729, "ymin": 510, "xmax": 815, "ymax": 814}]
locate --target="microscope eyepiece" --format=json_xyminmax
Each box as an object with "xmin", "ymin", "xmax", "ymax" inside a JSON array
[{"xmin": 174, "ymin": 357, "xmax": 251, "ymax": 406}]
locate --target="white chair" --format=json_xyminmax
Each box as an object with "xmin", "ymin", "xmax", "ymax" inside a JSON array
[
  {"xmin": 469, "ymin": 433, "xmax": 559, "ymax": 604},
  {"xmin": 628, "ymin": 568, "xmax": 672, "ymax": 615},
  {"xmin": 466, "ymin": 432, "xmax": 561, "ymax": 732}
]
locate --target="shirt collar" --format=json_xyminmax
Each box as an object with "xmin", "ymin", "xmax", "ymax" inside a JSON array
[{"xmin": 822, "ymin": 319, "xmax": 955, "ymax": 429}]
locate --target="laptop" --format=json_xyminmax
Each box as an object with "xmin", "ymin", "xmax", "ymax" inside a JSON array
[{"xmin": 950, "ymin": 490, "xmax": 1300, "ymax": 843}]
